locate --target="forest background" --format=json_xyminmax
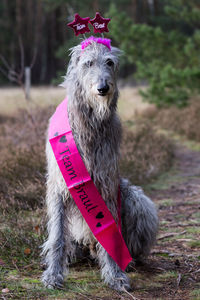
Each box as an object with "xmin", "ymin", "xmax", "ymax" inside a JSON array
[{"xmin": 1, "ymin": 0, "xmax": 200, "ymax": 106}]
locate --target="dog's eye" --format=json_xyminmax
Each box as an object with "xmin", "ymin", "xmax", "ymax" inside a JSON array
[
  {"xmin": 86, "ymin": 61, "xmax": 93, "ymax": 67},
  {"xmin": 106, "ymin": 59, "xmax": 114, "ymax": 67}
]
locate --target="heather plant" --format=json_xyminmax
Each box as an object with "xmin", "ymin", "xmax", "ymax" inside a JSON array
[{"xmin": 0, "ymin": 106, "xmax": 173, "ymax": 212}]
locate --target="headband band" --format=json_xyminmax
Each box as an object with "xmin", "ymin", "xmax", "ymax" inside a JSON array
[{"xmin": 81, "ymin": 36, "xmax": 111, "ymax": 51}]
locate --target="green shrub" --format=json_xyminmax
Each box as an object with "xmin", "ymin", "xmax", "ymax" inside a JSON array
[{"xmin": 108, "ymin": 1, "xmax": 200, "ymax": 107}]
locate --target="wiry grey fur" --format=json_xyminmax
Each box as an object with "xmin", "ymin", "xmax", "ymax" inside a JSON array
[{"xmin": 41, "ymin": 41, "xmax": 158, "ymax": 291}]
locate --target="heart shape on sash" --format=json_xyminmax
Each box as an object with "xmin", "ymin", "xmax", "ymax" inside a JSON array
[
  {"xmin": 96, "ymin": 212, "xmax": 104, "ymax": 219},
  {"xmin": 59, "ymin": 135, "xmax": 67, "ymax": 143},
  {"xmin": 96, "ymin": 222, "xmax": 102, "ymax": 227}
]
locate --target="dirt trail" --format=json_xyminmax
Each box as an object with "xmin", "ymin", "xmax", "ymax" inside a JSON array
[
  {"xmin": 151, "ymin": 144, "xmax": 200, "ymax": 200},
  {"xmin": 139, "ymin": 143, "xmax": 200, "ymax": 300}
]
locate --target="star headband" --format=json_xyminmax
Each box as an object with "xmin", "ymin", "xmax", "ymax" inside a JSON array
[
  {"xmin": 67, "ymin": 12, "xmax": 111, "ymax": 51},
  {"xmin": 67, "ymin": 12, "xmax": 111, "ymax": 36}
]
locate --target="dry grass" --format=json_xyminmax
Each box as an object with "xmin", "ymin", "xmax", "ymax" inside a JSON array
[
  {"xmin": 118, "ymin": 86, "xmax": 153, "ymax": 120},
  {"xmin": 0, "ymin": 86, "xmax": 151, "ymax": 118},
  {"xmin": 0, "ymin": 106, "xmax": 54, "ymax": 211},
  {"xmin": 142, "ymin": 97, "xmax": 200, "ymax": 142},
  {"xmin": 120, "ymin": 122, "xmax": 174, "ymax": 184},
  {"xmin": 0, "ymin": 86, "xmax": 65, "ymax": 116}
]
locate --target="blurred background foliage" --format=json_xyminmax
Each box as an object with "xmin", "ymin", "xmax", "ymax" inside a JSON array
[{"xmin": 0, "ymin": 0, "xmax": 200, "ymax": 106}]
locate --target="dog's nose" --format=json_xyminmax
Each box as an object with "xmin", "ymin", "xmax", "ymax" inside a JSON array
[{"xmin": 97, "ymin": 84, "xmax": 109, "ymax": 95}]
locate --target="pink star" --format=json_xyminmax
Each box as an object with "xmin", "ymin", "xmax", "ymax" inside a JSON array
[
  {"xmin": 90, "ymin": 12, "xmax": 111, "ymax": 34},
  {"xmin": 67, "ymin": 13, "xmax": 90, "ymax": 36}
]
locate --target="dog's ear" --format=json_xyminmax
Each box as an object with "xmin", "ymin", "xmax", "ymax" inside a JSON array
[
  {"xmin": 111, "ymin": 46, "xmax": 123, "ymax": 58},
  {"xmin": 69, "ymin": 45, "xmax": 82, "ymax": 66},
  {"xmin": 60, "ymin": 45, "xmax": 82, "ymax": 88},
  {"xmin": 110, "ymin": 47, "xmax": 123, "ymax": 71}
]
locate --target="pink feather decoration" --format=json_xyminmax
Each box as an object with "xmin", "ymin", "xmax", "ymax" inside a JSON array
[{"xmin": 81, "ymin": 36, "xmax": 111, "ymax": 51}]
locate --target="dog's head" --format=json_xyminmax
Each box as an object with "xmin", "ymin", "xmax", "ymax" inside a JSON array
[{"xmin": 61, "ymin": 40, "xmax": 121, "ymax": 118}]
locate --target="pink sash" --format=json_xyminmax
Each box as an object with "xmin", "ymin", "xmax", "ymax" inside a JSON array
[{"xmin": 49, "ymin": 98, "xmax": 132, "ymax": 271}]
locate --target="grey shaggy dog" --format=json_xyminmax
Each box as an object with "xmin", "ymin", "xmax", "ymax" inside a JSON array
[{"xmin": 41, "ymin": 41, "xmax": 158, "ymax": 292}]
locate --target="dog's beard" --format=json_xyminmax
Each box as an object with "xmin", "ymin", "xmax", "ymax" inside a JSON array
[
  {"xmin": 83, "ymin": 83, "xmax": 114, "ymax": 120},
  {"xmin": 88, "ymin": 94, "xmax": 112, "ymax": 120}
]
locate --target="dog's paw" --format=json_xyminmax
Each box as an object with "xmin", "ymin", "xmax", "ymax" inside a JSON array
[
  {"xmin": 108, "ymin": 272, "xmax": 132, "ymax": 292},
  {"xmin": 41, "ymin": 270, "xmax": 64, "ymax": 289}
]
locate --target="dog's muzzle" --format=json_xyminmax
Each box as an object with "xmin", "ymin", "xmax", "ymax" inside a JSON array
[{"xmin": 97, "ymin": 83, "xmax": 109, "ymax": 96}]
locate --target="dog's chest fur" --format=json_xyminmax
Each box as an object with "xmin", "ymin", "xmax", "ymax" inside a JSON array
[{"xmin": 68, "ymin": 104, "xmax": 122, "ymax": 216}]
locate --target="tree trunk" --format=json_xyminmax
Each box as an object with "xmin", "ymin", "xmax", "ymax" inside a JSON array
[
  {"xmin": 25, "ymin": 67, "xmax": 31, "ymax": 100},
  {"xmin": 16, "ymin": 0, "xmax": 22, "ymax": 36}
]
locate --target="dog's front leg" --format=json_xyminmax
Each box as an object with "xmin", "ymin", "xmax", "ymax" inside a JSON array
[
  {"xmin": 41, "ymin": 192, "xmax": 70, "ymax": 289},
  {"xmin": 96, "ymin": 243, "xmax": 131, "ymax": 291}
]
